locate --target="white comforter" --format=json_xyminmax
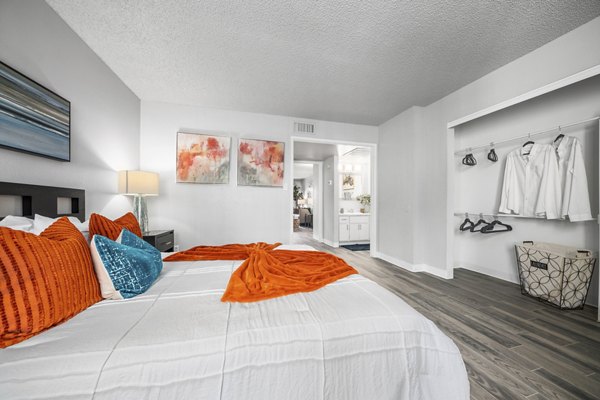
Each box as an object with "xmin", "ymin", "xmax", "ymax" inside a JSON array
[{"xmin": 0, "ymin": 245, "xmax": 469, "ymax": 400}]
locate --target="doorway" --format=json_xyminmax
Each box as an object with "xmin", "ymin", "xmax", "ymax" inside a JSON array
[
  {"xmin": 293, "ymin": 161, "xmax": 323, "ymax": 241},
  {"xmin": 290, "ymin": 138, "xmax": 377, "ymax": 257}
]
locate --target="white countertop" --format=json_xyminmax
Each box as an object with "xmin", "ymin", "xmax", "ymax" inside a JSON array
[{"xmin": 339, "ymin": 213, "xmax": 370, "ymax": 216}]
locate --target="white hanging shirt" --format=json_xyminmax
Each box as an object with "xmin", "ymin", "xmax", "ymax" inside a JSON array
[
  {"xmin": 499, "ymin": 143, "xmax": 561, "ymax": 219},
  {"xmin": 553, "ymin": 136, "xmax": 592, "ymax": 221}
]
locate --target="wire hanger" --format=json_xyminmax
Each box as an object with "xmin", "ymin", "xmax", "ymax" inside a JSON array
[
  {"xmin": 462, "ymin": 149, "xmax": 477, "ymax": 166},
  {"xmin": 480, "ymin": 216, "xmax": 512, "ymax": 234},
  {"xmin": 487, "ymin": 143, "xmax": 498, "ymax": 162},
  {"xmin": 459, "ymin": 213, "xmax": 475, "ymax": 231}
]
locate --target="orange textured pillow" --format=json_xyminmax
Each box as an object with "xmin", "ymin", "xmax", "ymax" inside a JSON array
[
  {"xmin": 0, "ymin": 218, "xmax": 101, "ymax": 348},
  {"xmin": 89, "ymin": 212, "xmax": 142, "ymax": 240}
]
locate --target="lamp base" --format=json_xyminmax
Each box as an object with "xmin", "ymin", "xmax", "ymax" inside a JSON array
[{"xmin": 133, "ymin": 195, "xmax": 149, "ymax": 234}]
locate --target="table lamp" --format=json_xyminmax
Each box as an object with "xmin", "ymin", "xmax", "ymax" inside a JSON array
[{"xmin": 118, "ymin": 170, "xmax": 159, "ymax": 233}]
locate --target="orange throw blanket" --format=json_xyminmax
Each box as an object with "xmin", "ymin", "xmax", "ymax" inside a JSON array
[{"xmin": 164, "ymin": 242, "xmax": 357, "ymax": 302}]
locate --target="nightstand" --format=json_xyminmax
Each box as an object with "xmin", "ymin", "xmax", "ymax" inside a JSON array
[{"xmin": 143, "ymin": 230, "xmax": 175, "ymax": 252}]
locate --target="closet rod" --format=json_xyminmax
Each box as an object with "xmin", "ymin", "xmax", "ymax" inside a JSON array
[
  {"xmin": 454, "ymin": 116, "xmax": 599, "ymax": 155},
  {"xmin": 453, "ymin": 212, "xmax": 597, "ymax": 221}
]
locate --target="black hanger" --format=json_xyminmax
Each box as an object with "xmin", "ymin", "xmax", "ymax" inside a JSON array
[
  {"xmin": 554, "ymin": 126, "xmax": 564, "ymax": 144},
  {"xmin": 487, "ymin": 148, "xmax": 498, "ymax": 162},
  {"xmin": 459, "ymin": 214, "xmax": 475, "ymax": 231},
  {"xmin": 470, "ymin": 214, "xmax": 491, "ymax": 232},
  {"xmin": 522, "ymin": 137, "xmax": 534, "ymax": 155},
  {"xmin": 462, "ymin": 153, "xmax": 477, "ymax": 166},
  {"xmin": 480, "ymin": 217, "xmax": 512, "ymax": 234}
]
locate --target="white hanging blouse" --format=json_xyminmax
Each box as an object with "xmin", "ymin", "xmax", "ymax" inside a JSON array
[
  {"xmin": 499, "ymin": 143, "xmax": 561, "ymax": 219},
  {"xmin": 553, "ymin": 136, "xmax": 592, "ymax": 221}
]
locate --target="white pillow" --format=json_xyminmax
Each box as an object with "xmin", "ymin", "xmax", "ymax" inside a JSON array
[
  {"xmin": 0, "ymin": 215, "xmax": 35, "ymax": 232},
  {"xmin": 33, "ymin": 214, "xmax": 89, "ymax": 235}
]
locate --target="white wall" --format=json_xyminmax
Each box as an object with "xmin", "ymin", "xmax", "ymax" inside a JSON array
[
  {"xmin": 339, "ymin": 199, "xmax": 361, "ymax": 213},
  {"xmin": 377, "ymin": 107, "xmax": 420, "ymax": 264},
  {"xmin": 378, "ymin": 16, "xmax": 600, "ymax": 278},
  {"xmin": 0, "ymin": 1, "xmax": 140, "ymax": 217},
  {"xmin": 140, "ymin": 101, "xmax": 376, "ymax": 249},
  {"xmin": 455, "ymin": 75, "xmax": 600, "ymax": 304}
]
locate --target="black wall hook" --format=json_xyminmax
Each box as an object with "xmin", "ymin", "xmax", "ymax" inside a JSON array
[{"xmin": 487, "ymin": 148, "xmax": 498, "ymax": 162}]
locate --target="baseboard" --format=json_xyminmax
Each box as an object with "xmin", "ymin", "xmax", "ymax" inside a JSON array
[
  {"xmin": 455, "ymin": 262, "xmax": 519, "ymax": 284},
  {"xmin": 418, "ymin": 264, "xmax": 454, "ymax": 279},
  {"xmin": 373, "ymin": 251, "xmax": 416, "ymax": 272},
  {"xmin": 373, "ymin": 252, "xmax": 453, "ymax": 279},
  {"xmin": 323, "ymin": 239, "xmax": 339, "ymax": 248}
]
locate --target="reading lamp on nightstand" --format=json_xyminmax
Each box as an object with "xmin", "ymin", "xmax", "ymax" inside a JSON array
[{"xmin": 118, "ymin": 170, "xmax": 159, "ymax": 234}]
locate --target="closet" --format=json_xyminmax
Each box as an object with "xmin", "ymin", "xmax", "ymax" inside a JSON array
[{"xmin": 446, "ymin": 67, "xmax": 600, "ymax": 320}]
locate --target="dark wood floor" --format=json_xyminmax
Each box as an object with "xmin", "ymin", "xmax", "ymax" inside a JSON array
[{"xmin": 292, "ymin": 229, "xmax": 600, "ymax": 400}]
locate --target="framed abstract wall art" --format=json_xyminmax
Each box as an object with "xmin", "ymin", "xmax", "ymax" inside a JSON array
[
  {"xmin": 176, "ymin": 132, "xmax": 231, "ymax": 184},
  {"xmin": 237, "ymin": 138, "xmax": 285, "ymax": 187},
  {"xmin": 0, "ymin": 61, "xmax": 71, "ymax": 161}
]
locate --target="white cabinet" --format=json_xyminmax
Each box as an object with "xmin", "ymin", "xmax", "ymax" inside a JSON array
[
  {"xmin": 349, "ymin": 223, "xmax": 360, "ymax": 240},
  {"xmin": 339, "ymin": 215, "xmax": 369, "ymax": 243},
  {"xmin": 357, "ymin": 223, "xmax": 369, "ymax": 240},
  {"xmin": 339, "ymin": 222, "xmax": 350, "ymax": 241}
]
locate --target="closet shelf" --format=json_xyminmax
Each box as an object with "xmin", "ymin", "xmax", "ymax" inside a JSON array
[
  {"xmin": 453, "ymin": 212, "xmax": 597, "ymax": 221},
  {"xmin": 454, "ymin": 116, "xmax": 599, "ymax": 155}
]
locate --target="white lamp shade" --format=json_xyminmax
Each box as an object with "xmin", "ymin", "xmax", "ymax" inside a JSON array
[{"xmin": 118, "ymin": 170, "xmax": 159, "ymax": 196}]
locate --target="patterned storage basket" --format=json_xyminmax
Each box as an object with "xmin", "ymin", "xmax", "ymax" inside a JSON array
[{"xmin": 515, "ymin": 241, "xmax": 596, "ymax": 310}]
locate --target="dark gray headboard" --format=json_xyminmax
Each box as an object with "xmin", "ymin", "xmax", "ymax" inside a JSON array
[{"xmin": 0, "ymin": 181, "xmax": 85, "ymax": 222}]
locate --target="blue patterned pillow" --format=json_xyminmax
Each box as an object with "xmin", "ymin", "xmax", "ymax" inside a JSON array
[{"xmin": 90, "ymin": 229, "xmax": 163, "ymax": 299}]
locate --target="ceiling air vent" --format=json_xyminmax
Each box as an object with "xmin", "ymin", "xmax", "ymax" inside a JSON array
[{"xmin": 293, "ymin": 121, "xmax": 317, "ymax": 135}]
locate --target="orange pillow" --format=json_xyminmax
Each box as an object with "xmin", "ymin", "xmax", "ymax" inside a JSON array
[
  {"xmin": 89, "ymin": 212, "xmax": 142, "ymax": 240},
  {"xmin": 0, "ymin": 218, "xmax": 101, "ymax": 348}
]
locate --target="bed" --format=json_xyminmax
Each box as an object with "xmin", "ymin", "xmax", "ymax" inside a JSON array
[{"xmin": 0, "ymin": 183, "xmax": 469, "ymax": 399}]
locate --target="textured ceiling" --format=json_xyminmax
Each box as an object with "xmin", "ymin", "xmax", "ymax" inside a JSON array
[{"xmin": 46, "ymin": 0, "xmax": 600, "ymax": 125}]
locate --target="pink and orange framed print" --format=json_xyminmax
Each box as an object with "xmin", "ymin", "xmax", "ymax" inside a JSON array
[
  {"xmin": 176, "ymin": 132, "xmax": 231, "ymax": 184},
  {"xmin": 237, "ymin": 138, "xmax": 285, "ymax": 187}
]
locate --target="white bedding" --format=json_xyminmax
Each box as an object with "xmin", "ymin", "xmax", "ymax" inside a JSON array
[{"xmin": 0, "ymin": 245, "xmax": 469, "ymax": 400}]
